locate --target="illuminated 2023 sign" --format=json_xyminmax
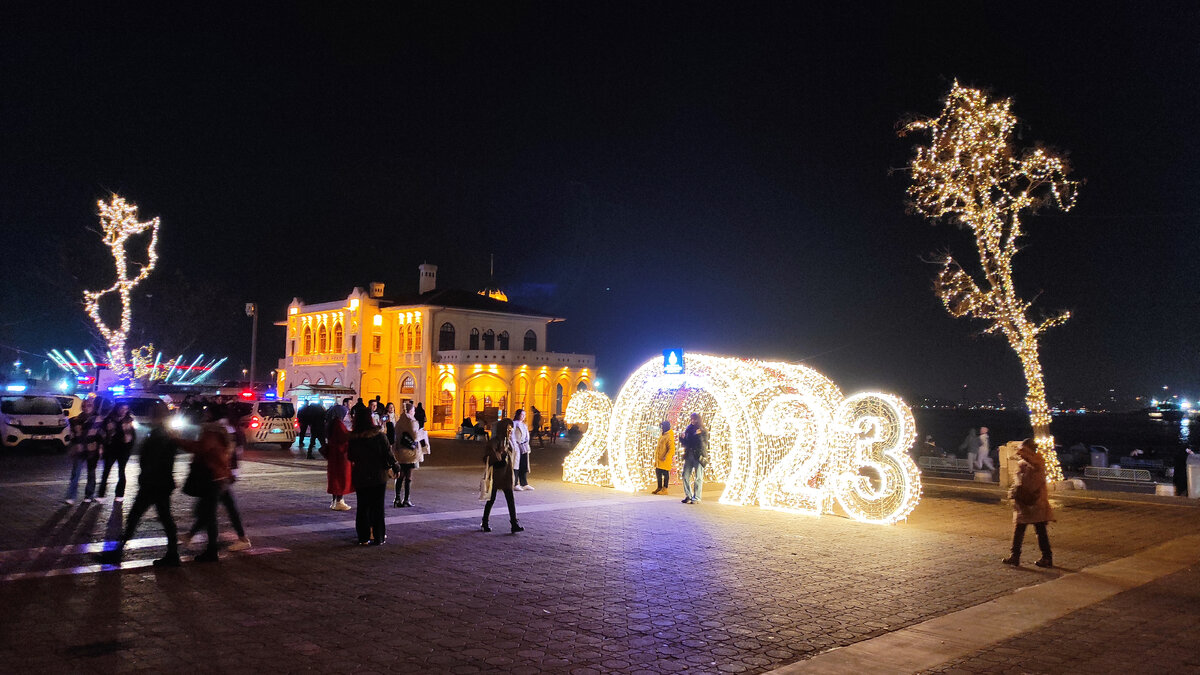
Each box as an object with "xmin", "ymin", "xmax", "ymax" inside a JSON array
[{"xmin": 563, "ymin": 353, "xmax": 922, "ymax": 525}]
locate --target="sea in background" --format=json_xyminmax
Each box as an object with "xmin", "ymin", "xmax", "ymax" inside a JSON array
[{"xmin": 914, "ymin": 408, "xmax": 1191, "ymax": 473}]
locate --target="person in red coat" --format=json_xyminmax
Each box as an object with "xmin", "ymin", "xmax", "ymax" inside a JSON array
[{"xmin": 325, "ymin": 414, "xmax": 353, "ymax": 511}]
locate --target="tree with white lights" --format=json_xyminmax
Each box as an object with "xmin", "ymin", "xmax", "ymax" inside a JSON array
[
  {"xmin": 900, "ymin": 83, "xmax": 1080, "ymax": 482},
  {"xmin": 83, "ymin": 195, "xmax": 160, "ymax": 380}
]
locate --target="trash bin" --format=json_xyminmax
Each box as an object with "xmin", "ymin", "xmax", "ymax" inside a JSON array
[
  {"xmin": 1187, "ymin": 455, "xmax": 1200, "ymax": 499},
  {"xmin": 1090, "ymin": 449, "xmax": 1108, "ymax": 468}
]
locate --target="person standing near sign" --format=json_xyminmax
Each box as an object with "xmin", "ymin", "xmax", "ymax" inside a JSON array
[
  {"xmin": 680, "ymin": 413, "xmax": 707, "ymax": 504},
  {"xmin": 652, "ymin": 420, "xmax": 675, "ymax": 494}
]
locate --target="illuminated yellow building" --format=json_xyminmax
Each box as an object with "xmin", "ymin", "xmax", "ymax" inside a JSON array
[{"xmin": 277, "ymin": 264, "xmax": 595, "ymax": 430}]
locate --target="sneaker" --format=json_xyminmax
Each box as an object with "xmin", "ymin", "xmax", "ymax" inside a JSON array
[
  {"xmin": 369, "ymin": 537, "xmax": 386, "ymax": 546},
  {"xmin": 1034, "ymin": 558, "xmax": 1053, "ymax": 568},
  {"xmin": 513, "ymin": 485, "xmax": 524, "ymax": 491},
  {"xmin": 63, "ymin": 499, "xmax": 75, "ymax": 505},
  {"xmin": 682, "ymin": 498, "xmax": 692, "ymax": 504},
  {"xmin": 83, "ymin": 497, "xmax": 95, "ymax": 503},
  {"xmin": 401, "ymin": 500, "xmax": 413, "ymax": 507},
  {"xmin": 194, "ymin": 550, "xmax": 220, "ymax": 563},
  {"xmin": 153, "ymin": 554, "xmax": 182, "ymax": 568},
  {"xmin": 1001, "ymin": 556, "xmax": 1020, "ymax": 566},
  {"xmin": 523, "ymin": 485, "xmax": 534, "ymax": 490},
  {"xmin": 228, "ymin": 537, "xmax": 252, "ymax": 552},
  {"xmin": 332, "ymin": 500, "xmax": 351, "ymax": 511}
]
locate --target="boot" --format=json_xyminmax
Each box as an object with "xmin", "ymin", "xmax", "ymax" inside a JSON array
[
  {"xmin": 307, "ymin": 450, "xmax": 314, "ymax": 460},
  {"xmin": 1001, "ymin": 555, "xmax": 1020, "ymax": 566},
  {"xmin": 1034, "ymin": 557, "xmax": 1053, "ymax": 568},
  {"xmin": 511, "ymin": 522, "xmax": 524, "ymax": 533},
  {"xmin": 480, "ymin": 521, "xmax": 491, "ymax": 532},
  {"xmin": 394, "ymin": 496, "xmax": 403, "ymax": 508}
]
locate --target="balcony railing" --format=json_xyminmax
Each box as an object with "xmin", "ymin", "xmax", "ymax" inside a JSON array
[
  {"xmin": 435, "ymin": 350, "xmax": 594, "ymax": 368},
  {"xmin": 293, "ymin": 353, "xmax": 347, "ymax": 366}
]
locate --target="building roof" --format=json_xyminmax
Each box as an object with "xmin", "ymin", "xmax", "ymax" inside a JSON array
[{"xmin": 383, "ymin": 287, "xmax": 558, "ymax": 320}]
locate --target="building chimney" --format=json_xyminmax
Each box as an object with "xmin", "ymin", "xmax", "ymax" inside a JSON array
[
  {"xmin": 369, "ymin": 282, "xmax": 385, "ymax": 298},
  {"xmin": 418, "ymin": 263, "xmax": 438, "ymax": 295}
]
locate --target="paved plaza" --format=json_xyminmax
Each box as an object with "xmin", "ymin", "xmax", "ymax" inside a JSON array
[{"xmin": 1, "ymin": 438, "xmax": 1198, "ymax": 674}]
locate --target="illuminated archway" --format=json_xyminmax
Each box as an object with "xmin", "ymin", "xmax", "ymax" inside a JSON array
[{"xmin": 563, "ymin": 353, "xmax": 921, "ymax": 525}]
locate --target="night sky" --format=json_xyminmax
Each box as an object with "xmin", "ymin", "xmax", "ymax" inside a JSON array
[{"xmin": 2, "ymin": 3, "xmax": 1197, "ymax": 404}]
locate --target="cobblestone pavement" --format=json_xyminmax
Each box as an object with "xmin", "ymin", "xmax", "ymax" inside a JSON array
[{"xmin": 1, "ymin": 440, "xmax": 1198, "ymax": 674}]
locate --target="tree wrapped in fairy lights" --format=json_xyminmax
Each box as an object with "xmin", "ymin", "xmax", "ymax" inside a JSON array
[
  {"xmin": 83, "ymin": 195, "xmax": 160, "ymax": 380},
  {"xmin": 900, "ymin": 82, "xmax": 1080, "ymax": 482}
]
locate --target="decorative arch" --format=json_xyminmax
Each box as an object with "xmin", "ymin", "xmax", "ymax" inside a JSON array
[
  {"xmin": 498, "ymin": 331, "xmax": 510, "ymax": 350},
  {"xmin": 405, "ymin": 325, "xmax": 414, "ymax": 352},
  {"xmin": 562, "ymin": 353, "xmax": 922, "ymax": 525},
  {"xmin": 318, "ymin": 324, "xmax": 328, "ymax": 352},
  {"xmin": 302, "ymin": 326, "xmax": 313, "ymax": 355},
  {"xmin": 399, "ymin": 372, "xmax": 416, "ymax": 395},
  {"xmin": 332, "ymin": 321, "xmax": 344, "ymax": 352},
  {"xmin": 483, "ymin": 329, "xmax": 495, "ymax": 350},
  {"xmin": 469, "ymin": 328, "xmax": 480, "ymax": 350},
  {"xmin": 523, "ymin": 330, "xmax": 537, "ymax": 351}
]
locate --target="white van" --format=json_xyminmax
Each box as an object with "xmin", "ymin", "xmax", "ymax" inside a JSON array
[
  {"xmin": 230, "ymin": 399, "xmax": 297, "ymax": 449},
  {"xmin": 1, "ymin": 395, "xmax": 72, "ymax": 449}
]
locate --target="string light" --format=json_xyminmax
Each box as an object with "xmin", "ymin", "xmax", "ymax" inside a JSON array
[
  {"xmin": 900, "ymin": 83, "xmax": 1078, "ymax": 482},
  {"xmin": 82, "ymin": 195, "xmax": 160, "ymax": 380},
  {"xmin": 562, "ymin": 353, "xmax": 922, "ymax": 525}
]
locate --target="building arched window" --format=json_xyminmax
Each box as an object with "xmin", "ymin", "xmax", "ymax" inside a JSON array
[
  {"xmin": 332, "ymin": 322, "xmax": 343, "ymax": 352},
  {"xmin": 317, "ymin": 325, "xmax": 328, "ymax": 352},
  {"xmin": 302, "ymin": 326, "xmax": 312, "ymax": 355},
  {"xmin": 498, "ymin": 331, "xmax": 509, "ymax": 350},
  {"xmin": 400, "ymin": 375, "xmax": 415, "ymax": 395},
  {"xmin": 577, "ymin": 381, "xmax": 588, "ymax": 391},
  {"xmin": 414, "ymin": 323, "xmax": 422, "ymax": 351},
  {"xmin": 482, "ymin": 329, "xmax": 495, "ymax": 350},
  {"xmin": 469, "ymin": 328, "xmax": 480, "ymax": 350},
  {"xmin": 439, "ymin": 323, "xmax": 455, "ymax": 351},
  {"xmin": 405, "ymin": 325, "xmax": 414, "ymax": 352},
  {"xmin": 523, "ymin": 330, "xmax": 537, "ymax": 351}
]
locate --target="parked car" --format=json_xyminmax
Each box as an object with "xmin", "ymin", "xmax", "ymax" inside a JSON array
[
  {"xmin": 230, "ymin": 399, "xmax": 297, "ymax": 449},
  {"xmin": 1, "ymin": 395, "xmax": 72, "ymax": 449}
]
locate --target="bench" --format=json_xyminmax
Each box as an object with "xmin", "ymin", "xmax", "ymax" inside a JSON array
[
  {"xmin": 918, "ymin": 456, "xmax": 974, "ymax": 474},
  {"xmin": 1117, "ymin": 458, "xmax": 1165, "ymax": 473},
  {"xmin": 1083, "ymin": 466, "xmax": 1153, "ymax": 483}
]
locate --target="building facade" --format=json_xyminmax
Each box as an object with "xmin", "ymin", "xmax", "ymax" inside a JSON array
[{"xmin": 277, "ymin": 264, "xmax": 594, "ymax": 430}]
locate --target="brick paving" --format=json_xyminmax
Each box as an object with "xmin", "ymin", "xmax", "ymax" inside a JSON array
[{"xmin": 0, "ymin": 439, "xmax": 1198, "ymax": 673}]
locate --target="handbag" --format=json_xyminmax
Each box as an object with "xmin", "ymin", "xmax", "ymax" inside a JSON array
[
  {"xmin": 182, "ymin": 459, "xmax": 211, "ymax": 497},
  {"xmin": 478, "ymin": 461, "xmax": 493, "ymax": 501}
]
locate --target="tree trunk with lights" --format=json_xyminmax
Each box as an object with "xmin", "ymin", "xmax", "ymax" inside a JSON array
[
  {"xmin": 903, "ymin": 83, "xmax": 1080, "ymax": 482},
  {"xmin": 83, "ymin": 196, "xmax": 160, "ymax": 380}
]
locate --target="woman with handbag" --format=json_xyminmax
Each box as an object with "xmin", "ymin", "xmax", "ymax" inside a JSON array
[
  {"xmin": 480, "ymin": 419, "xmax": 523, "ymax": 533},
  {"xmin": 392, "ymin": 401, "xmax": 425, "ymax": 507},
  {"xmin": 1002, "ymin": 438, "xmax": 1054, "ymax": 568},
  {"xmin": 347, "ymin": 408, "xmax": 399, "ymax": 546}
]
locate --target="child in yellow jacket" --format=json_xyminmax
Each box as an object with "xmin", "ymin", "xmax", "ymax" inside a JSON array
[{"xmin": 652, "ymin": 420, "xmax": 675, "ymax": 494}]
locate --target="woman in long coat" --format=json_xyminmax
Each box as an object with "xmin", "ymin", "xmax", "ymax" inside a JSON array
[
  {"xmin": 348, "ymin": 409, "xmax": 398, "ymax": 545},
  {"xmin": 1002, "ymin": 438, "xmax": 1054, "ymax": 568},
  {"xmin": 480, "ymin": 419, "xmax": 522, "ymax": 533},
  {"xmin": 326, "ymin": 413, "xmax": 353, "ymax": 511}
]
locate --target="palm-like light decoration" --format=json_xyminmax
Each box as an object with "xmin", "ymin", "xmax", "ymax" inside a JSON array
[
  {"xmin": 901, "ymin": 83, "xmax": 1080, "ymax": 482},
  {"xmin": 83, "ymin": 195, "xmax": 160, "ymax": 380}
]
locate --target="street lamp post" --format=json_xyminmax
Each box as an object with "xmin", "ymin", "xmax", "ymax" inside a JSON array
[{"xmin": 245, "ymin": 303, "xmax": 258, "ymax": 393}]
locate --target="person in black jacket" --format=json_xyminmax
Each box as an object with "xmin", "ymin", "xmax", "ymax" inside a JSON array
[
  {"xmin": 347, "ymin": 408, "xmax": 398, "ymax": 546},
  {"xmin": 97, "ymin": 403, "xmax": 181, "ymax": 567},
  {"xmin": 303, "ymin": 401, "xmax": 327, "ymax": 459}
]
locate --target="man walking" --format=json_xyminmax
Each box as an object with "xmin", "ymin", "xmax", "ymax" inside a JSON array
[
  {"xmin": 97, "ymin": 402, "xmax": 181, "ymax": 567},
  {"xmin": 976, "ymin": 426, "xmax": 996, "ymax": 471},
  {"xmin": 680, "ymin": 412, "xmax": 707, "ymax": 504}
]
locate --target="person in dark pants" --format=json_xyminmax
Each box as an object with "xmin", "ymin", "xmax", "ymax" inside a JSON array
[
  {"xmin": 414, "ymin": 402, "xmax": 426, "ymax": 430},
  {"xmin": 652, "ymin": 420, "xmax": 675, "ymax": 494},
  {"xmin": 174, "ymin": 404, "xmax": 235, "ymax": 563},
  {"xmin": 184, "ymin": 407, "xmax": 252, "ymax": 552},
  {"xmin": 480, "ymin": 419, "xmax": 523, "ymax": 533},
  {"xmin": 531, "ymin": 407, "xmax": 543, "ymax": 447},
  {"xmin": 97, "ymin": 403, "xmax": 181, "ymax": 567},
  {"xmin": 296, "ymin": 400, "xmax": 312, "ymax": 448},
  {"xmin": 549, "ymin": 414, "xmax": 560, "ymax": 445},
  {"xmin": 97, "ymin": 403, "xmax": 137, "ymax": 502},
  {"xmin": 1002, "ymin": 438, "xmax": 1054, "ymax": 568},
  {"xmin": 306, "ymin": 401, "xmax": 327, "ymax": 459},
  {"xmin": 347, "ymin": 408, "xmax": 398, "ymax": 546},
  {"xmin": 64, "ymin": 398, "xmax": 103, "ymax": 504}
]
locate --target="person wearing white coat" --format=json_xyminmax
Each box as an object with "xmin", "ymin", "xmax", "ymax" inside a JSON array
[{"xmin": 510, "ymin": 409, "xmax": 533, "ymax": 490}]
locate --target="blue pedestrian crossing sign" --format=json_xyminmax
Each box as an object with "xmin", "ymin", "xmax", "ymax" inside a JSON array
[{"xmin": 663, "ymin": 348, "xmax": 684, "ymax": 375}]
